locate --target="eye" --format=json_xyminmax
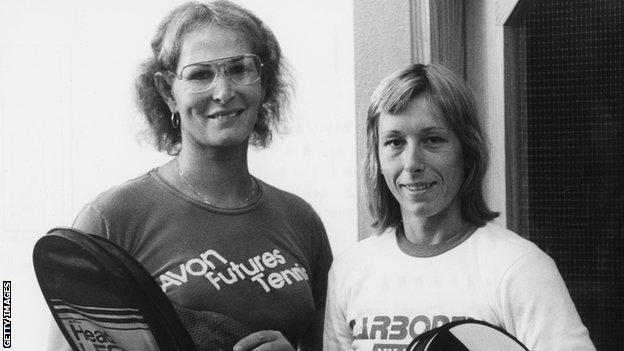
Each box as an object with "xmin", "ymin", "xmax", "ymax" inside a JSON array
[
  {"xmin": 228, "ymin": 62, "xmax": 247, "ymax": 75},
  {"xmin": 424, "ymin": 136, "xmax": 445, "ymax": 146},
  {"xmin": 183, "ymin": 66, "xmax": 216, "ymax": 81},
  {"xmin": 383, "ymin": 138, "xmax": 403, "ymax": 148}
]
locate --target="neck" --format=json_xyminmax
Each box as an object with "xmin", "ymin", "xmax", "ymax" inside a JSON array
[
  {"xmin": 400, "ymin": 202, "xmax": 470, "ymax": 245},
  {"xmin": 176, "ymin": 143, "xmax": 253, "ymax": 207}
]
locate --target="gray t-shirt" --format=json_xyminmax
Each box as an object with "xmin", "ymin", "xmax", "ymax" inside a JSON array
[{"xmin": 73, "ymin": 169, "xmax": 333, "ymax": 346}]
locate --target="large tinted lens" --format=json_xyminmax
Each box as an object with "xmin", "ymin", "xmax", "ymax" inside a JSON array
[
  {"xmin": 180, "ymin": 64, "xmax": 217, "ymax": 91},
  {"xmin": 226, "ymin": 56, "xmax": 260, "ymax": 85}
]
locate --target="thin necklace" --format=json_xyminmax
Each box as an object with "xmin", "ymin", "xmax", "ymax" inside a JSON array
[{"xmin": 176, "ymin": 159, "xmax": 257, "ymax": 208}]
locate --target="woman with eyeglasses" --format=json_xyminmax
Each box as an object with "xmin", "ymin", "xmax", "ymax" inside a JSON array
[
  {"xmin": 323, "ymin": 64, "xmax": 595, "ymax": 351},
  {"xmin": 47, "ymin": 1, "xmax": 332, "ymax": 350}
]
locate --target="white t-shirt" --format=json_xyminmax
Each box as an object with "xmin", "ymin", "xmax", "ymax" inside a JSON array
[{"xmin": 323, "ymin": 222, "xmax": 595, "ymax": 351}]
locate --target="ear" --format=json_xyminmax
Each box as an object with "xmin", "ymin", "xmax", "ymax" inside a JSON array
[{"xmin": 154, "ymin": 72, "xmax": 177, "ymax": 112}]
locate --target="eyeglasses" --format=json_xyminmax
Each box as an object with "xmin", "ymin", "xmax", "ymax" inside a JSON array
[{"xmin": 168, "ymin": 54, "xmax": 263, "ymax": 93}]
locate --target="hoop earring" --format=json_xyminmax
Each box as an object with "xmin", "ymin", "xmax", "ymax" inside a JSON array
[{"xmin": 171, "ymin": 112, "xmax": 180, "ymax": 129}]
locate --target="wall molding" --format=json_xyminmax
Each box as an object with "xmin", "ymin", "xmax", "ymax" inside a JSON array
[
  {"xmin": 496, "ymin": 0, "xmax": 533, "ymax": 25},
  {"xmin": 410, "ymin": 0, "xmax": 431, "ymax": 63},
  {"xmin": 411, "ymin": 0, "xmax": 465, "ymax": 77}
]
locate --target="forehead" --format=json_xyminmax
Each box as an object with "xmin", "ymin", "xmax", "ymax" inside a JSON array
[
  {"xmin": 378, "ymin": 96, "xmax": 449, "ymax": 132},
  {"xmin": 178, "ymin": 24, "xmax": 252, "ymax": 67}
]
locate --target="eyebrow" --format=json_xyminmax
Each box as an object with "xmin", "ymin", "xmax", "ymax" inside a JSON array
[
  {"xmin": 378, "ymin": 126, "xmax": 449, "ymax": 136},
  {"xmin": 184, "ymin": 54, "xmax": 247, "ymax": 68},
  {"xmin": 421, "ymin": 126, "xmax": 450, "ymax": 133},
  {"xmin": 378, "ymin": 130, "xmax": 402, "ymax": 138}
]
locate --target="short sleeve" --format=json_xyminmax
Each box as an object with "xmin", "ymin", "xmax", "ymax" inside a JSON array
[
  {"xmin": 323, "ymin": 262, "xmax": 352, "ymax": 351},
  {"xmin": 294, "ymin": 207, "xmax": 334, "ymax": 350},
  {"xmin": 72, "ymin": 203, "xmax": 110, "ymax": 239},
  {"xmin": 498, "ymin": 250, "xmax": 596, "ymax": 351},
  {"xmin": 309, "ymin": 210, "xmax": 333, "ymax": 312}
]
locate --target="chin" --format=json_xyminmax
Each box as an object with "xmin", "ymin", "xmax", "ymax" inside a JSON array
[
  {"xmin": 206, "ymin": 130, "xmax": 252, "ymax": 146},
  {"xmin": 402, "ymin": 200, "xmax": 446, "ymax": 219},
  {"xmin": 410, "ymin": 206, "xmax": 439, "ymax": 218},
  {"xmin": 211, "ymin": 138, "xmax": 249, "ymax": 148}
]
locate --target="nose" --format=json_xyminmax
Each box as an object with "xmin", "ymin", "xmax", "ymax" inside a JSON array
[
  {"xmin": 210, "ymin": 75, "xmax": 235, "ymax": 103},
  {"xmin": 403, "ymin": 143, "xmax": 425, "ymax": 173}
]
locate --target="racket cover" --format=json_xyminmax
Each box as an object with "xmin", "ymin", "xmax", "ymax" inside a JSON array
[
  {"xmin": 33, "ymin": 227, "xmax": 251, "ymax": 351},
  {"xmin": 406, "ymin": 320, "xmax": 529, "ymax": 351},
  {"xmin": 88, "ymin": 232, "xmax": 253, "ymax": 351}
]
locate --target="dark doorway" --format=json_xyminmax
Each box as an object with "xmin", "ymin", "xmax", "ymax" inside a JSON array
[{"xmin": 505, "ymin": 1, "xmax": 624, "ymax": 349}]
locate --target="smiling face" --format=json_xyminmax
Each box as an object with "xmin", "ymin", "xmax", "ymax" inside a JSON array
[
  {"xmin": 171, "ymin": 24, "xmax": 264, "ymax": 149},
  {"xmin": 378, "ymin": 95, "xmax": 464, "ymax": 222}
]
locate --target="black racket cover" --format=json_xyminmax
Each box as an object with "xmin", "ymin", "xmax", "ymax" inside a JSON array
[
  {"xmin": 406, "ymin": 320, "xmax": 529, "ymax": 351},
  {"xmin": 88, "ymin": 232, "xmax": 253, "ymax": 351},
  {"xmin": 33, "ymin": 227, "xmax": 252, "ymax": 351}
]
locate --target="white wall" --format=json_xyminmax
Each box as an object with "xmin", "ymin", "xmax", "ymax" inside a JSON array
[
  {"xmin": 0, "ymin": 1, "xmax": 356, "ymax": 349},
  {"xmin": 465, "ymin": 0, "xmax": 508, "ymax": 226},
  {"xmin": 353, "ymin": 0, "xmax": 413, "ymax": 237}
]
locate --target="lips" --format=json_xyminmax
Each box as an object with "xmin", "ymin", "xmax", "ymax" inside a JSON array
[
  {"xmin": 401, "ymin": 181, "xmax": 437, "ymax": 192},
  {"xmin": 207, "ymin": 109, "xmax": 243, "ymax": 119}
]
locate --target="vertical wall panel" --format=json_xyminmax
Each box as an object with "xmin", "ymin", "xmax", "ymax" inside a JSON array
[
  {"xmin": 430, "ymin": 0, "xmax": 465, "ymax": 77},
  {"xmin": 354, "ymin": 0, "xmax": 413, "ymax": 238}
]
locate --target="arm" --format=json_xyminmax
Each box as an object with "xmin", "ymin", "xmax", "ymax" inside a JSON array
[
  {"xmin": 323, "ymin": 264, "xmax": 352, "ymax": 351},
  {"xmin": 298, "ymin": 306, "xmax": 324, "ymax": 351},
  {"xmin": 499, "ymin": 251, "xmax": 596, "ymax": 351},
  {"xmin": 299, "ymin": 210, "xmax": 333, "ymax": 351}
]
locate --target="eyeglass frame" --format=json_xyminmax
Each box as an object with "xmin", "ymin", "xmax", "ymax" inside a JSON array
[{"xmin": 165, "ymin": 54, "xmax": 264, "ymax": 91}]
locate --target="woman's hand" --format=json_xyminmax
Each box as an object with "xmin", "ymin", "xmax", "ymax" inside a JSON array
[{"xmin": 233, "ymin": 330, "xmax": 295, "ymax": 351}]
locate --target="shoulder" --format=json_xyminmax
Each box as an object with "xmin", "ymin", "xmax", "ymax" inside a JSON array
[
  {"xmin": 88, "ymin": 170, "xmax": 161, "ymax": 212},
  {"xmin": 255, "ymin": 179, "xmax": 332, "ymax": 269},
  {"xmin": 470, "ymin": 222, "xmax": 556, "ymax": 277},
  {"xmin": 256, "ymin": 178, "xmax": 328, "ymax": 239},
  {"xmin": 472, "ymin": 222, "xmax": 543, "ymax": 256},
  {"xmin": 79, "ymin": 170, "xmax": 169, "ymax": 228},
  {"xmin": 257, "ymin": 178, "xmax": 319, "ymax": 218},
  {"xmin": 72, "ymin": 170, "xmax": 163, "ymax": 239},
  {"xmin": 93, "ymin": 171, "xmax": 159, "ymax": 203}
]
